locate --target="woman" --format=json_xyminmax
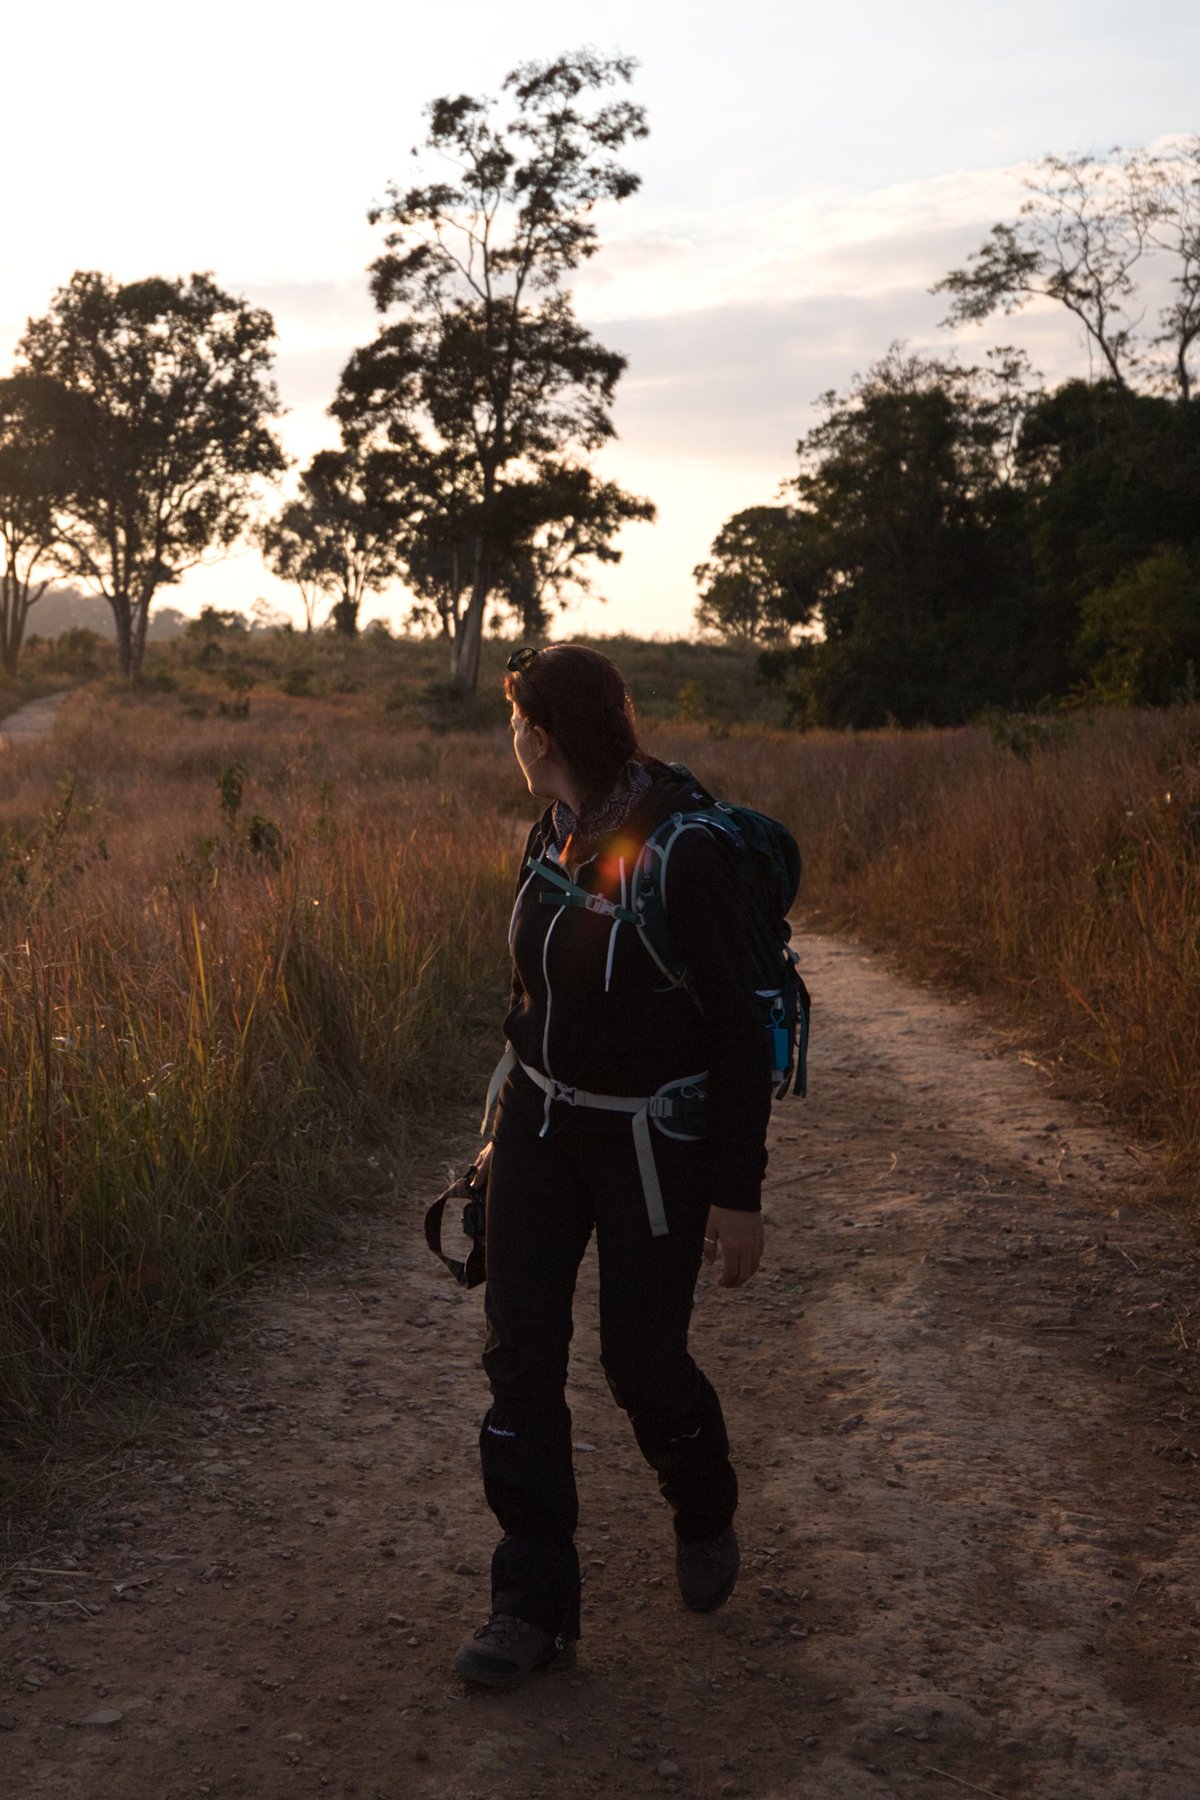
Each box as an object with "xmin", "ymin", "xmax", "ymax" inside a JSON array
[{"xmin": 455, "ymin": 644, "xmax": 771, "ymax": 1691}]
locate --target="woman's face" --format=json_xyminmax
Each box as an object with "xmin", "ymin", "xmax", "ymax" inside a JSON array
[{"xmin": 510, "ymin": 703, "xmax": 547, "ymax": 795}]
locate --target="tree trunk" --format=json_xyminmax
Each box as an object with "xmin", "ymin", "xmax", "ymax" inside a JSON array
[
  {"xmin": 130, "ymin": 596, "xmax": 152, "ymax": 679},
  {"xmin": 450, "ymin": 537, "xmax": 489, "ymax": 693},
  {"xmin": 0, "ymin": 570, "xmax": 47, "ymax": 675},
  {"xmin": 331, "ymin": 596, "xmax": 359, "ymax": 637},
  {"xmin": 112, "ymin": 595, "xmax": 134, "ymax": 677},
  {"xmin": 1, "ymin": 579, "xmax": 14, "ymax": 676},
  {"xmin": 1, "ymin": 571, "xmax": 16, "ymax": 675}
]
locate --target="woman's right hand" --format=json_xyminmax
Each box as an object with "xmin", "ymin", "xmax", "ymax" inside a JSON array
[{"xmin": 704, "ymin": 1206, "xmax": 764, "ymax": 1288}]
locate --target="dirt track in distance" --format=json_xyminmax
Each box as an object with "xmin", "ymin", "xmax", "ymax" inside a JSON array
[
  {"xmin": 3, "ymin": 931, "xmax": 1200, "ymax": 1800},
  {"xmin": 0, "ymin": 691, "xmax": 74, "ymax": 749}
]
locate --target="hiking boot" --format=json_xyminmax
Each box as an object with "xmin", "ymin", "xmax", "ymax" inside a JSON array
[
  {"xmin": 454, "ymin": 1612, "xmax": 574, "ymax": 1691},
  {"xmin": 676, "ymin": 1525, "xmax": 740, "ymax": 1613}
]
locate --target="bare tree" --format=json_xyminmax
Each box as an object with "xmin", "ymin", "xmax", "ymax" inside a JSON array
[
  {"xmin": 1129, "ymin": 140, "xmax": 1200, "ymax": 400},
  {"xmin": 936, "ymin": 139, "xmax": 1200, "ymax": 400}
]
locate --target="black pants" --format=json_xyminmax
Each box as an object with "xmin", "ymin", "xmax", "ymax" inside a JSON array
[{"xmin": 479, "ymin": 1069, "xmax": 739, "ymax": 1640}]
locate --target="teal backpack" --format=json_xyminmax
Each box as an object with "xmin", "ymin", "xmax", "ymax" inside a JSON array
[{"xmin": 532, "ymin": 765, "xmax": 810, "ymax": 1101}]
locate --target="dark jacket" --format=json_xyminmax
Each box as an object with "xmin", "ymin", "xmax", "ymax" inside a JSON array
[{"xmin": 503, "ymin": 761, "xmax": 772, "ymax": 1212}]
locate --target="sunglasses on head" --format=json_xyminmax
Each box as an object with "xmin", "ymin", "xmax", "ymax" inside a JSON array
[{"xmin": 506, "ymin": 647, "xmax": 541, "ymax": 673}]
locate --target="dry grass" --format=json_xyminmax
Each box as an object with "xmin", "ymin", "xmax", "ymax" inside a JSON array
[
  {"xmin": 657, "ymin": 709, "xmax": 1200, "ymax": 1186},
  {"xmin": 0, "ymin": 688, "xmax": 531, "ymax": 1432},
  {"xmin": 4, "ymin": 678, "xmax": 1200, "ymax": 1436}
]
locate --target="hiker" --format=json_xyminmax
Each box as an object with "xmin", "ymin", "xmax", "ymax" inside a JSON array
[{"xmin": 454, "ymin": 643, "xmax": 774, "ymax": 1691}]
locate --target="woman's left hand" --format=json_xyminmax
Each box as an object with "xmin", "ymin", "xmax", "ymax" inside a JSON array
[{"xmin": 703, "ymin": 1206, "xmax": 764, "ymax": 1288}]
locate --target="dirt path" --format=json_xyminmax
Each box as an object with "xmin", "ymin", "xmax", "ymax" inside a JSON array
[
  {"xmin": 3, "ymin": 932, "xmax": 1200, "ymax": 1800},
  {"xmin": 0, "ymin": 691, "xmax": 73, "ymax": 749}
]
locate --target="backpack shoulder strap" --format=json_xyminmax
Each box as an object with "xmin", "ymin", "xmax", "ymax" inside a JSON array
[
  {"xmin": 526, "ymin": 854, "xmax": 639, "ymax": 924},
  {"xmin": 631, "ymin": 810, "xmax": 736, "ymax": 986}
]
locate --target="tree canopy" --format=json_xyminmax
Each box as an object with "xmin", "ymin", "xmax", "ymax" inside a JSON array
[
  {"xmin": 780, "ymin": 349, "xmax": 1045, "ymax": 725},
  {"xmin": 700, "ymin": 343, "xmax": 1200, "ymax": 727},
  {"xmin": 694, "ymin": 506, "xmax": 819, "ymax": 646}
]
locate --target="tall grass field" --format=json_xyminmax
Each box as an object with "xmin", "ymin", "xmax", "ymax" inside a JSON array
[{"xmin": 2, "ymin": 635, "xmax": 1198, "ymax": 1434}]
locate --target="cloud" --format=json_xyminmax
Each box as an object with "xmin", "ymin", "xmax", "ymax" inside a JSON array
[
  {"xmin": 601, "ymin": 297, "xmax": 1080, "ymax": 473},
  {"xmin": 602, "ymin": 292, "xmax": 942, "ymax": 466},
  {"xmin": 273, "ymin": 346, "xmax": 353, "ymax": 411},
  {"xmin": 573, "ymin": 231, "xmax": 699, "ymax": 291},
  {"xmin": 576, "ymin": 160, "xmax": 1037, "ymax": 325},
  {"xmin": 241, "ymin": 277, "xmax": 376, "ymax": 342},
  {"xmin": 581, "ymin": 156, "xmax": 1127, "ymax": 472}
]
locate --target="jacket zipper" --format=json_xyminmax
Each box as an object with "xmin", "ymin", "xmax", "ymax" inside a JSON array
[{"xmin": 539, "ymin": 868, "xmax": 567, "ymax": 1136}]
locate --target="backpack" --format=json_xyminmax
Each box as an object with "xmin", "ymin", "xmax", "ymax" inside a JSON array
[
  {"xmin": 632, "ymin": 767, "xmax": 810, "ymax": 1100},
  {"xmin": 531, "ymin": 764, "xmax": 810, "ymax": 1102}
]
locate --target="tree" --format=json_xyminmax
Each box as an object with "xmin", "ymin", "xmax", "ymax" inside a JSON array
[
  {"xmin": 935, "ymin": 139, "xmax": 1200, "ymax": 399},
  {"xmin": 282, "ymin": 444, "xmax": 413, "ymax": 637},
  {"xmin": 15, "ymin": 272, "xmax": 284, "ymax": 677},
  {"xmin": 402, "ymin": 514, "xmax": 478, "ymax": 642},
  {"xmin": 261, "ymin": 441, "xmax": 418, "ymax": 636},
  {"xmin": 396, "ymin": 457, "xmax": 653, "ymax": 641},
  {"xmin": 1016, "ymin": 379, "xmax": 1200, "ymax": 607},
  {"xmin": 258, "ymin": 501, "xmax": 336, "ymax": 633},
  {"xmin": 491, "ymin": 463, "xmax": 655, "ymax": 637},
  {"xmin": 1008, "ymin": 376, "xmax": 1200, "ymax": 701},
  {"xmin": 772, "ymin": 348, "xmax": 1043, "ymax": 727},
  {"xmin": 1078, "ymin": 548, "xmax": 1200, "ymax": 705},
  {"xmin": 693, "ymin": 505, "xmax": 819, "ymax": 646},
  {"xmin": 1129, "ymin": 141, "xmax": 1200, "ymax": 400},
  {"xmin": 0, "ymin": 374, "xmax": 79, "ymax": 674},
  {"xmin": 335, "ymin": 49, "xmax": 654, "ymax": 690}
]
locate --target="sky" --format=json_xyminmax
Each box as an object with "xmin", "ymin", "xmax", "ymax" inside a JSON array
[{"xmin": 2, "ymin": 0, "xmax": 1197, "ymax": 640}]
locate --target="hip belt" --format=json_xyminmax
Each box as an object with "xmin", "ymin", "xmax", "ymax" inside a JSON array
[{"xmin": 481, "ymin": 1043, "xmax": 711, "ymax": 1239}]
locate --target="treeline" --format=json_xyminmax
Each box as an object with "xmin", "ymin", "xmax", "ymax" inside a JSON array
[
  {"xmin": 5, "ymin": 113, "xmax": 1197, "ymax": 718},
  {"xmin": 695, "ymin": 142, "xmax": 1200, "ymax": 726},
  {"xmin": 0, "ymin": 51, "xmax": 653, "ymax": 690}
]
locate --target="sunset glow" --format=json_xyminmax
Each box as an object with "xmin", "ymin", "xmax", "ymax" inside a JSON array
[{"xmin": 3, "ymin": 0, "xmax": 1195, "ymax": 636}]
